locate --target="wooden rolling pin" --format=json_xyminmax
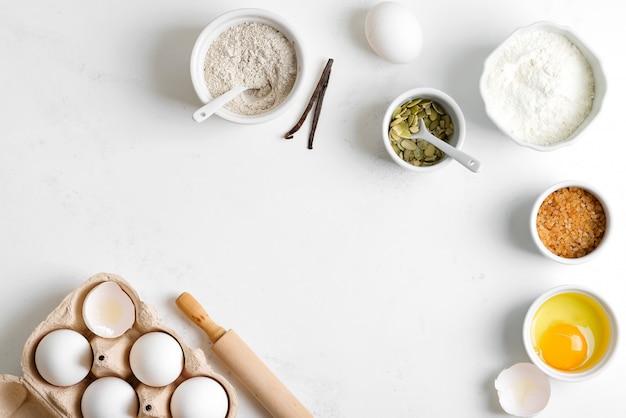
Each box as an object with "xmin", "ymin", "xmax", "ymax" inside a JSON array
[{"xmin": 176, "ymin": 292, "xmax": 314, "ymax": 418}]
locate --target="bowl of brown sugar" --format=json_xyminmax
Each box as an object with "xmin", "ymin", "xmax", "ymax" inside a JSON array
[
  {"xmin": 530, "ymin": 181, "xmax": 610, "ymax": 264},
  {"xmin": 190, "ymin": 8, "xmax": 306, "ymax": 124}
]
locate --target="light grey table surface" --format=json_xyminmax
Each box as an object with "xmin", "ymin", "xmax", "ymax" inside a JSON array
[{"xmin": 1, "ymin": 1, "xmax": 625, "ymax": 416}]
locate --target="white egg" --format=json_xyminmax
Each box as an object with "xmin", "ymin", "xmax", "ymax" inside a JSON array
[
  {"xmin": 81, "ymin": 376, "xmax": 138, "ymax": 418},
  {"xmin": 495, "ymin": 363, "xmax": 551, "ymax": 417},
  {"xmin": 364, "ymin": 2, "xmax": 423, "ymax": 64},
  {"xmin": 82, "ymin": 281, "xmax": 136, "ymax": 338},
  {"xmin": 170, "ymin": 376, "xmax": 230, "ymax": 418},
  {"xmin": 129, "ymin": 331, "xmax": 184, "ymax": 387},
  {"xmin": 34, "ymin": 328, "xmax": 93, "ymax": 386}
]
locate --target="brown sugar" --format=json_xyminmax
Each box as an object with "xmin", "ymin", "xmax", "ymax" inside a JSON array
[{"xmin": 536, "ymin": 186, "xmax": 606, "ymax": 258}]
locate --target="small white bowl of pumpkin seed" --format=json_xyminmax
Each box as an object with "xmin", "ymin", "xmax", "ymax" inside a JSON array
[{"xmin": 382, "ymin": 87, "xmax": 467, "ymax": 172}]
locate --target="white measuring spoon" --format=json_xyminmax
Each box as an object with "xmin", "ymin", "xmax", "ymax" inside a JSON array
[
  {"xmin": 411, "ymin": 118, "xmax": 482, "ymax": 172},
  {"xmin": 192, "ymin": 85, "xmax": 249, "ymax": 123}
]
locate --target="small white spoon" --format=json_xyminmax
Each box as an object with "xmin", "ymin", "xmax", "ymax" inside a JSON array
[
  {"xmin": 192, "ymin": 85, "xmax": 248, "ymax": 123},
  {"xmin": 411, "ymin": 118, "xmax": 482, "ymax": 172}
]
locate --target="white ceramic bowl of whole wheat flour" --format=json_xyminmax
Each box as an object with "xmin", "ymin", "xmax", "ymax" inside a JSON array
[
  {"xmin": 190, "ymin": 8, "xmax": 307, "ymax": 124},
  {"xmin": 480, "ymin": 21, "xmax": 606, "ymax": 151}
]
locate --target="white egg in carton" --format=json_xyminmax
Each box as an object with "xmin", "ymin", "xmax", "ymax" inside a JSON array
[{"xmin": 0, "ymin": 272, "xmax": 238, "ymax": 417}]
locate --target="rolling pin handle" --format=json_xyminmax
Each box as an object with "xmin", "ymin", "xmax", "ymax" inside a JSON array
[{"xmin": 175, "ymin": 292, "xmax": 226, "ymax": 343}]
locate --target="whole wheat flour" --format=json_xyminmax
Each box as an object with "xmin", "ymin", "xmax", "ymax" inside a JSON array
[{"xmin": 204, "ymin": 22, "xmax": 298, "ymax": 116}]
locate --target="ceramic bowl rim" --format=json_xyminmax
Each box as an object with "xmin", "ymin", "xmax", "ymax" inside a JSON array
[
  {"xmin": 190, "ymin": 8, "xmax": 307, "ymax": 125},
  {"xmin": 522, "ymin": 284, "xmax": 618, "ymax": 382},
  {"xmin": 381, "ymin": 87, "xmax": 466, "ymax": 172}
]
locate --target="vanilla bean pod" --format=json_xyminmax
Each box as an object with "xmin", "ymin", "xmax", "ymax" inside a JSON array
[
  {"xmin": 284, "ymin": 58, "xmax": 334, "ymax": 142},
  {"xmin": 307, "ymin": 66, "xmax": 331, "ymax": 149}
]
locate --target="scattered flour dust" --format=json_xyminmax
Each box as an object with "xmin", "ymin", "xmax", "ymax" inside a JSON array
[
  {"xmin": 204, "ymin": 22, "xmax": 298, "ymax": 116},
  {"xmin": 483, "ymin": 30, "xmax": 595, "ymax": 145}
]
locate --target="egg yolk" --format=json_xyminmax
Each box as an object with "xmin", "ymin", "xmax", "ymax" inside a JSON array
[{"xmin": 539, "ymin": 323, "xmax": 588, "ymax": 370}]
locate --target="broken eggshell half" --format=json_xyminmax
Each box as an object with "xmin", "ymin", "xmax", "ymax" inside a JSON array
[
  {"xmin": 495, "ymin": 363, "xmax": 550, "ymax": 417},
  {"xmin": 82, "ymin": 280, "xmax": 136, "ymax": 338}
]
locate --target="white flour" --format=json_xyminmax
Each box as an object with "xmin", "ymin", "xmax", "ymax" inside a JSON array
[
  {"xmin": 483, "ymin": 30, "xmax": 594, "ymax": 145},
  {"xmin": 204, "ymin": 22, "xmax": 297, "ymax": 116}
]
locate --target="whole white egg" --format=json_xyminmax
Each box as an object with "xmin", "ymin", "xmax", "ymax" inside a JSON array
[
  {"xmin": 34, "ymin": 328, "xmax": 93, "ymax": 386},
  {"xmin": 81, "ymin": 376, "xmax": 138, "ymax": 418},
  {"xmin": 129, "ymin": 331, "xmax": 184, "ymax": 387},
  {"xmin": 364, "ymin": 2, "xmax": 423, "ymax": 63},
  {"xmin": 170, "ymin": 376, "xmax": 230, "ymax": 418}
]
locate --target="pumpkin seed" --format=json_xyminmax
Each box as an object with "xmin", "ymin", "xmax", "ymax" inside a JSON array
[
  {"xmin": 401, "ymin": 139, "xmax": 418, "ymax": 150},
  {"xmin": 406, "ymin": 98, "xmax": 423, "ymax": 107},
  {"xmin": 387, "ymin": 97, "xmax": 455, "ymax": 167},
  {"xmin": 389, "ymin": 129, "xmax": 402, "ymax": 142},
  {"xmin": 390, "ymin": 117, "xmax": 405, "ymax": 127}
]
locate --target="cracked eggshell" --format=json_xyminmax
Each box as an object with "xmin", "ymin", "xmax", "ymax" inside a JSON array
[
  {"xmin": 495, "ymin": 363, "xmax": 551, "ymax": 417},
  {"xmin": 82, "ymin": 280, "xmax": 136, "ymax": 338},
  {"xmin": 365, "ymin": 2, "xmax": 422, "ymax": 63}
]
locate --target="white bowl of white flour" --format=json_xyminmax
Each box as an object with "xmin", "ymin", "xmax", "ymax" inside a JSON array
[
  {"xmin": 480, "ymin": 21, "xmax": 606, "ymax": 151},
  {"xmin": 190, "ymin": 8, "xmax": 306, "ymax": 124}
]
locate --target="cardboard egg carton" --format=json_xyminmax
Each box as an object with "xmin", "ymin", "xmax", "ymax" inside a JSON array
[{"xmin": 0, "ymin": 272, "xmax": 238, "ymax": 417}]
